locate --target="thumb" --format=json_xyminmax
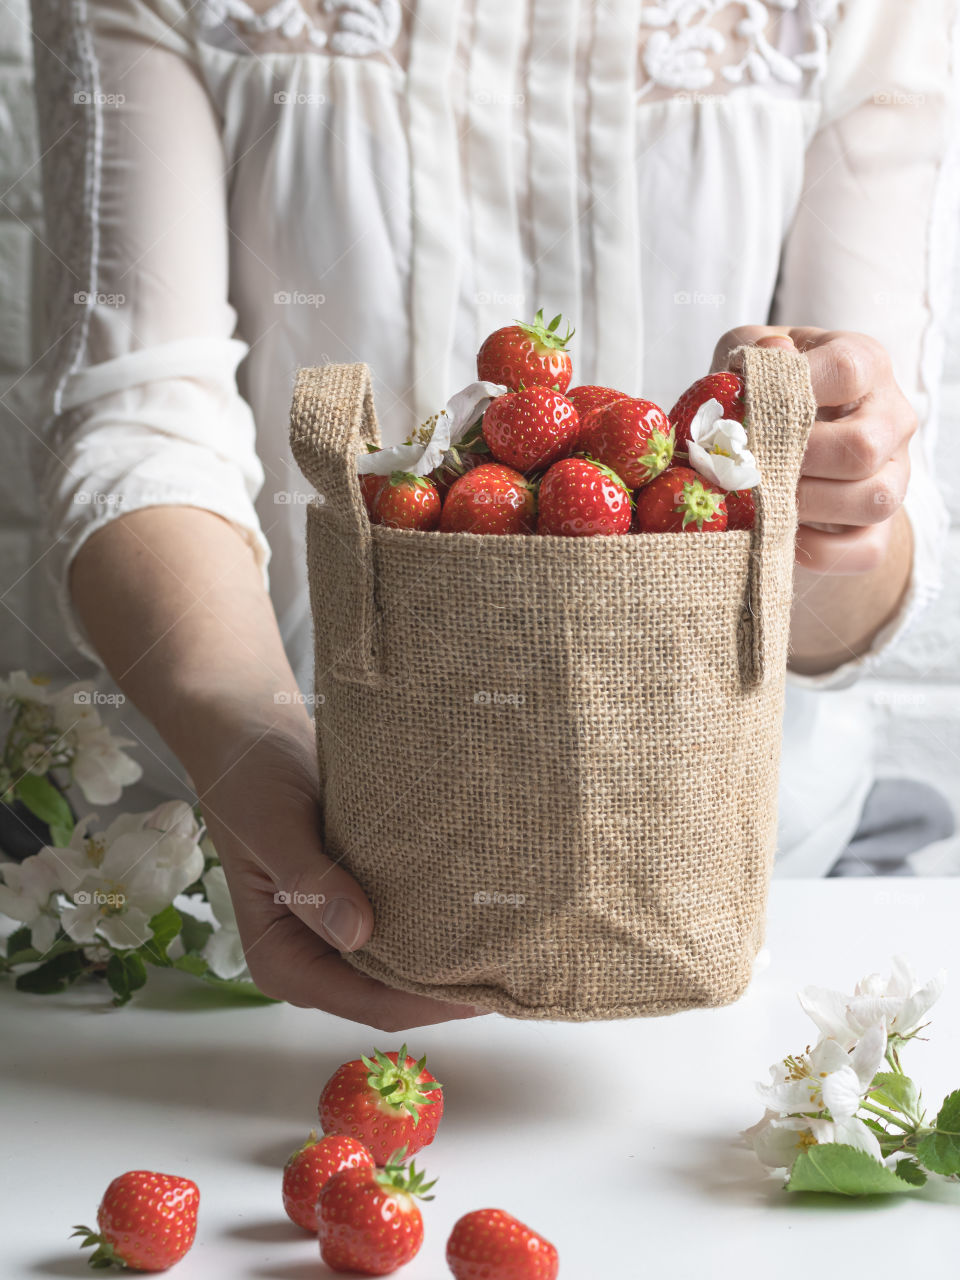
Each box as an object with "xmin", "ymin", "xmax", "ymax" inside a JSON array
[
  {"xmin": 754, "ymin": 334, "xmax": 796, "ymax": 352},
  {"xmin": 710, "ymin": 325, "xmax": 794, "ymax": 372}
]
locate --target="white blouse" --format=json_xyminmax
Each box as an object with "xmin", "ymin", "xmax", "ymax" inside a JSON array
[{"xmin": 30, "ymin": 0, "xmax": 960, "ymax": 876}]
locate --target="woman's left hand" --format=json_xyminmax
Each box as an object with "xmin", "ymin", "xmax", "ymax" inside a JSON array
[{"xmin": 711, "ymin": 326, "xmax": 917, "ymax": 575}]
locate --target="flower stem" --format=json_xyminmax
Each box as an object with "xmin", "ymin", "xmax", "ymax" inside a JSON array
[{"xmin": 859, "ymin": 1100, "xmax": 914, "ymax": 1133}]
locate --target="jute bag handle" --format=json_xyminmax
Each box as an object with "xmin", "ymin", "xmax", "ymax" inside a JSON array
[
  {"xmin": 290, "ymin": 362, "xmax": 382, "ymax": 678},
  {"xmin": 730, "ymin": 343, "xmax": 816, "ymax": 688},
  {"xmin": 289, "ymin": 348, "xmax": 816, "ymax": 690}
]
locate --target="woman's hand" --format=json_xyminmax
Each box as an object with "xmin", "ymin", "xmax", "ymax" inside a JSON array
[
  {"xmin": 711, "ymin": 326, "xmax": 917, "ymax": 574},
  {"xmin": 709, "ymin": 326, "xmax": 916, "ymax": 674},
  {"xmin": 193, "ymin": 709, "xmax": 484, "ymax": 1031}
]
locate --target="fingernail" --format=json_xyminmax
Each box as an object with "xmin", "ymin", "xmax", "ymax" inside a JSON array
[{"xmin": 321, "ymin": 898, "xmax": 365, "ymax": 951}]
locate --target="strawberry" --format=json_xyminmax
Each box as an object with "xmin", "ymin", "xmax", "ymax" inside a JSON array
[
  {"xmin": 360, "ymin": 473, "xmax": 388, "ymax": 516},
  {"xmin": 476, "ymin": 309, "xmax": 574, "ymax": 392},
  {"xmin": 440, "ymin": 463, "xmax": 536, "ymax": 535},
  {"xmin": 283, "ymin": 1130, "xmax": 375, "ymax": 1234},
  {"xmin": 482, "ymin": 387, "xmax": 579, "ymax": 474},
  {"xmin": 633, "ymin": 465, "xmax": 728, "ymax": 532},
  {"xmin": 318, "ymin": 1147, "xmax": 435, "ymax": 1276},
  {"xmin": 577, "ymin": 396, "xmax": 674, "ymax": 489},
  {"xmin": 447, "ymin": 1208, "xmax": 559, "ymax": 1280},
  {"xmin": 725, "ymin": 487, "xmax": 756, "ymax": 531},
  {"xmin": 669, "ymin": 371, "xmax": 745, "ymax": 456},
  {"xmin": 72, "ymin": 1170, "xmax": 199, "ymax": 1271},
  {"xmin": 565, "ymin": 384, "xmax": 627, "ymax": 421},
  {"xmin": 371, "ymin": 473, "xmax": 441, "ymax": 530},
  {"xmin": 537, "ymin": 457, "xmax": 632, "ymax": 537},
  {"xmin": 319, "ymin": 1045, "xmax": 444, "ymax": 1166}
]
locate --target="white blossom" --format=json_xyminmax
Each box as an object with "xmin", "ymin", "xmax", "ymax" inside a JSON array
[
  {"xmin": 357, "ymin": 381, "xmax": 507, "ymax": 478},
  {"xmin": 799, "ymin": 955, "xmax": 946, "ymax": 1050},
  {"xmin": 201, "ymin": 864, "xmax": 248, "ymax": 980},
  {"xmin": 686, "ymin": 398, "xmax": 761, "ymax": 491}
]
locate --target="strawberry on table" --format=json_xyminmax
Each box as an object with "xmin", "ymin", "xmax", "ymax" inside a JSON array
[
  {"xmin": 482, "ymin": 386, "xmax": 579, "ymax": 474},
  {"xmin": 633, "ymin": 464, "xmax": 728, "ymax": 532},
  {"xmin": 283, "ymin": 1130, "xmax": 375, "ymax": 1234},
  {"xmin": 476, "ymin": 308, "xmax": 574, "ymax": 392},
  {"xmin": 447, "ymin": 1208, "xmax": 559, "ymax": 1280},
  {"xmin": 318, "ymin": 1147, "xmax": 435, "ymax": 1276},
  {"xmin": 319, "ymin": 1045, "xmax": 444, "ymax": 1166},
  {"xmin": 669, "ymin": 371, "xmax": 745, "ymax": 456},
  {"xmin": 440, "ymin": 463, "xmax": 536, "ymax": 535},
  {"xmin": 578, "ymin": 395, "xmax": 674, "ymax": 489},
  {"xmin": 565, "ymin": 383, "xmax": 627, "ymax": 421},
  {"xmin": 371, "ymin": 472, "xmax": 442, "ymax": 530},
  {"xmin": 537, "ymin": 457, "xmax": 632, "ymax": 537},
  {"xmin": 725, "ymin": 487, "xmax": 756, "ymax": 530},
  {"xmin": 72, "ymin": 1170, "xmax": 199, "ymax": 1272}
]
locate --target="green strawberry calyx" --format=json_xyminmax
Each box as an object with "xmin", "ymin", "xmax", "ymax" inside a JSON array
[
  {"xmin": 387, "ymin": 471, "xmax": 431, "ymax": 489},
  {"xmin": 361, "ymin": 1044, "xmax": 443, "ymax": 1124},
  {"xmin": 286, "ymin": 1128, "xmax": 320, "ymax": 1165},
  {"xmin": 516, "ymin": 308, "xmax": 575, "ymax": 352},
  {"xmin": 375, "ymin": 1146, "xmax": 438, "ymax": 1202},
  {"xmin": 638, "ymin": 426, "xmax": 675, "ymax": 482},
  {"xmin": 676, "ymin": 479, "xmax": 725, "ymax": 530},
  {"xmin": 71, "ymin": 1225, "xmax": 123, "ymax": 1270}
]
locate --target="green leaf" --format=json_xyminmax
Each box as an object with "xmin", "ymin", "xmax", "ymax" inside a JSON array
[
  {"xmin": 14, "ymin": 773, "xmax": 74, "ymax": 835},
  {"xmin": 48, "ymin": 823, "xmax": 74, "ymax": 848},
  {"xmin": 146, "ymin": 905, "xmax": 182, "ymax": 956},
  {"xmin": 892, "ymin": 1159, "xmax": 927, "ymax": 1187},
  {"xmin": 172, "ymin": 953, "xmax": 209, "ymax": 977},
  {"xmin": 106, "ymin": 954, "xmax": 131, "ymax": 1006},
  {"xmin": 869, "ymin": 1072, "xmax": 921, "ymax": 1121},
  {"xmin": 6, "ymin": 925, "xmax": 32, "ymax": 954},
  {"xmin": 917, "ymin": 1090, "xmax": 960, "ymax": 1177},
  {"xmin": 15, "ymin": 949, "xmax": 87, "ymax": 994},
  {"xmin": 787, "ymin": 1144, "xmax": 920, "ymax": 1197},
  {"xmin": 178, "ymin": 914, "xmax": 214, "ymax": 954}
]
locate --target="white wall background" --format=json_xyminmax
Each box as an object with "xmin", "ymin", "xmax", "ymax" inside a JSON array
[{"xmin": 1, "ymin": 0, "xmax": 958, "ymax": 832}]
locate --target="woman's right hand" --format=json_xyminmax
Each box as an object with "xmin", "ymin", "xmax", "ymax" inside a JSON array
[{"xmin": 194, "ymin": 710, "xmax": 485, "ymax": 1031}]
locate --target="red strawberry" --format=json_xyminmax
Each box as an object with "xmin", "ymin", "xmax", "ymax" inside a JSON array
[
  {"xmin": 633, "ymin": 465, "xmax": 728, "ymax": 532},
  {"xmin": 725, "ymin": 487, "xmax": 756, "ymax": 531},
  {"xmin": 537, "ymin": 457, "xmax": 632, "ymax": 537},
  {"xmin": 482, "ymin": 387, "xmax": 579, "ymax": 474},
  {"xmin": 669, "ymin": 371, "xmax": 745, "ymax": 456},
  {"xmin": 476, "ymin": 309, "xmax": 574, "ymax": 392},
  {"xmin": 72, "ymin": 1170, "xmax": 199, "ymax": 1271},
  {"xmin": 371, "ymin": 473, "xmax": 441, "ymax": 530},
  {"xmin": 440, "ymin": 463, "xmax": 536, "ymax": 535},
  {"xmin": 318, "ymin": 1148, "xmax": 435, "ymax": 1276},
  {"xmin": 319, "ymin": 1045, "xmax": 444, "ymax": 1166},
  {"xmin": 359, "ymin": 473, "xmax": 388, "ymax": 516},
  {"xmin": 577, "ymin": 396, "xmax": 674, "ymax": 489},
  {"xmin": 447, "ymin": 1208, "xmax": 559, "ymax": 1280},
  {"xmin": 283, "ymin": 1130, "xmax": 375, "ymax": 1234},
  {"xmin": 565, "ymin": 384, "xmax": 627, "ymax": 421}
]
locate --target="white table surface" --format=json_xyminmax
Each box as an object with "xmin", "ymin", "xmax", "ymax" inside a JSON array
[{"xmin": 2, "ymin": 878, "xmax": 959, "ymax": 1279}]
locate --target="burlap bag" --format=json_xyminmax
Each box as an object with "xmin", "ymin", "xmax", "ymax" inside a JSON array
[{"xmin": 289, "ymin": 346, "xmax": 816, "ymax": 1020}]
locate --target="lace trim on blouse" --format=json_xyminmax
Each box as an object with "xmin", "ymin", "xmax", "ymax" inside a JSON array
[{"xmin": 196, "ymin": 0, "xmax": 402, "ymax": 61}]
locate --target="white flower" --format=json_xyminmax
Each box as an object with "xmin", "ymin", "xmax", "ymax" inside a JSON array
[
  {"xmin": 743, "ymin": 1109, "xmax": 883, "ymax": 1170},
  {"xmin": 686, "ymin": 398, "xmax": 762, "ymax": 491},
  {"xmin": 757, "ymin": 1022, "xmax": 887, "ymax": 1120},
  {"xmin": 143, "ymin": 799, "xmax": 201, "ymax": 843},
  {"xmin": 200, "ymin": 864, "xmax": 248, "ymax": 980},
  {"xmin": 0, "ymin": 670, "xmax": 56, "ymax": 705},
  {"xmin": 799, "ymin": 955, "xmax": 946, "ymax": 1050},
  {"xmin": 357, "ymin": 380, "xmax": 507, "ymax": 478},
  {"xmin": 50, "ymin": 688, "xmax": 142, "ymax": 804},
  {"xmin": 58, "ymin": 815, "xmax": 204, "ymax": 951},
  {"xmin": 0, "ymin": 849, "xmax": 66, "ymax": 953}
]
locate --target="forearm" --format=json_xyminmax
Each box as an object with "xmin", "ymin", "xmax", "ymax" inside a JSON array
[
  {"xmin": 69, "ymin": 506, "xmax": 311, "ymax": 788},
  {"xmin": 788, "ymin": 506, "xmax": 914, "ymax": 676}
]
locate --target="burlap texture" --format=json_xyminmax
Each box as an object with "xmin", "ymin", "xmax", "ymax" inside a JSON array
[{"xmin": 289, "ymin": 347, "xmax": 816, "ymax": 1020}]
